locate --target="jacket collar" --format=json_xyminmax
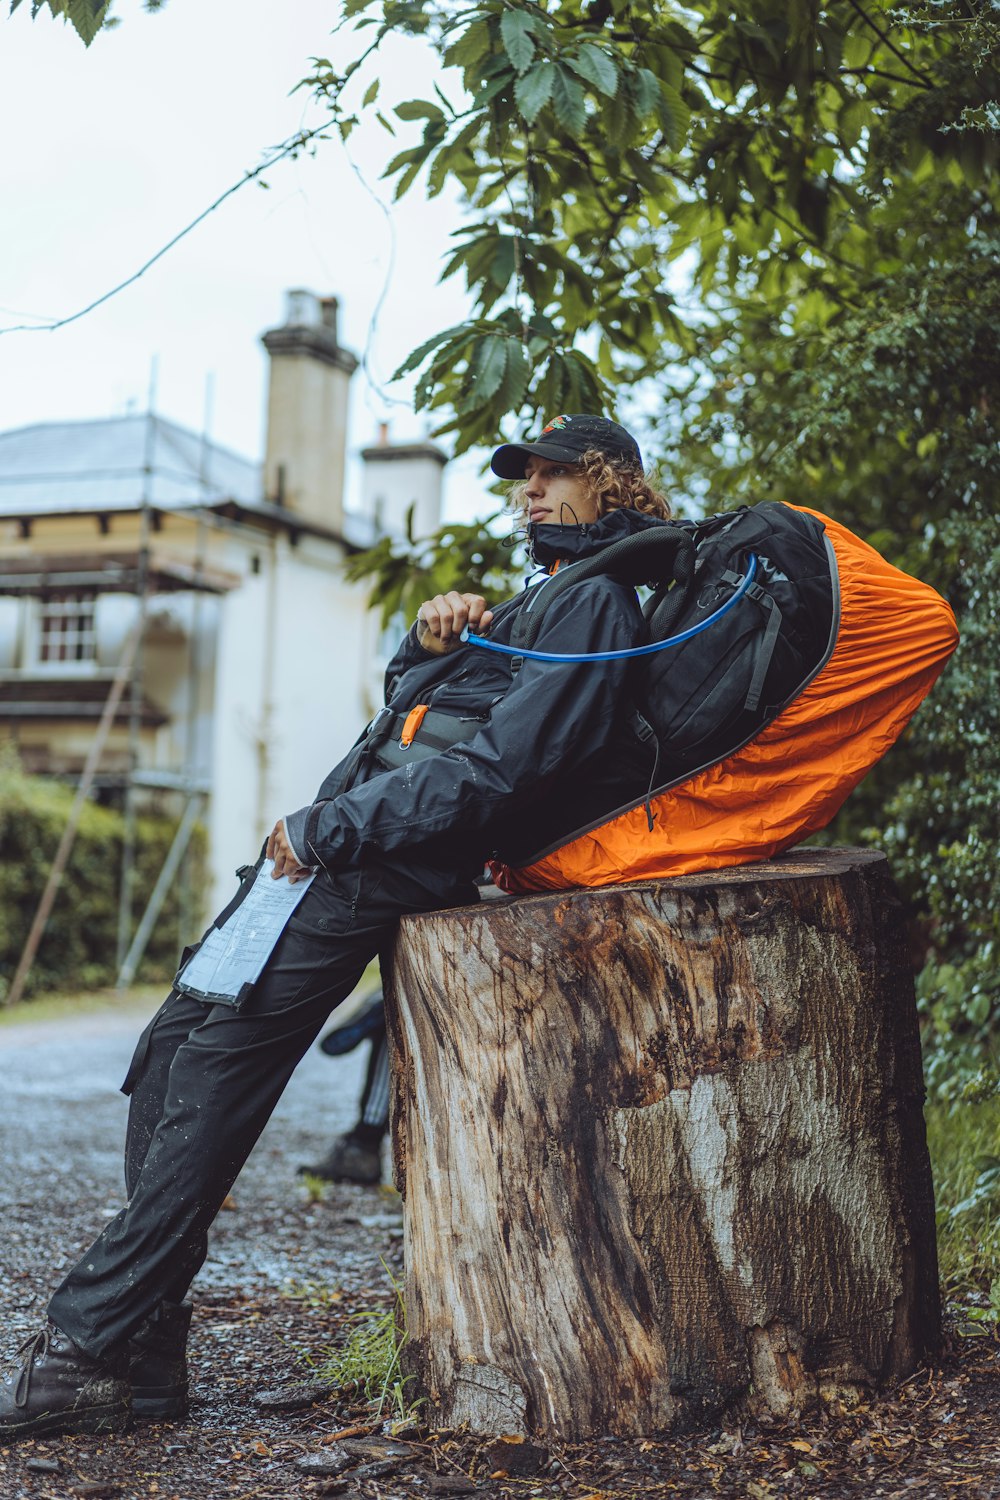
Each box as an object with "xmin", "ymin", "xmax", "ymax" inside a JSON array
[{"xmin": 527, "ymin": 506, "xmax": 667, "ymax": 569}]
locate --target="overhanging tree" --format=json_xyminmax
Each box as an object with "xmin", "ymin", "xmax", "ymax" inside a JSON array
[{"xmin": 300, "ymin": 0, "xmax": 998, "ymax": 454}]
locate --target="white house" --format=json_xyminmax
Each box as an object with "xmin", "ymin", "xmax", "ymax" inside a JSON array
[{"xmin": 0, "ymin": 290, "xmax": 447, "ymax": 922}]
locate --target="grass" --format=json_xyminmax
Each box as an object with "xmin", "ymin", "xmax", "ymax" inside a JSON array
[
  {"xmin": 297, "ymin": 1172, "xmax": 331, "ymax": 1205},
  {"xmin": 926, "ymin": 1091, "xmax": 1000, "ymax": 1332},
  {"xmin": 0, "ymin": 981, "xmax": 164, "ymax": 1028},
  {"xmin": 296, "ymin": 1266, "xmax": 423, "ymax": 1424}
]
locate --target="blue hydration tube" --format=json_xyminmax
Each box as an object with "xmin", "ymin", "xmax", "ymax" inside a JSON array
[{"xmin": 464, "ymin": 554, "xmax": 758, "ymax": 663}]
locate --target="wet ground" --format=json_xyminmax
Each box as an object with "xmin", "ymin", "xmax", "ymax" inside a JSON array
[
  {"xmin": 1, "ymin": 996, "xmax": 999, "ymax": 1500},
  {"xmin": 0, "ymin": 993, "xmax": 408, "ymax": 1498}
]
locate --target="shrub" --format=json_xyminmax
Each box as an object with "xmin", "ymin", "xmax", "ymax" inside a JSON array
[
  {"xmin": 927, "ymin": 1090, "xmax": 1000, "ymax": 1332},
  {"xmin": 0, "ymin": 761, "xmax": 206, "ymax": 1002}
]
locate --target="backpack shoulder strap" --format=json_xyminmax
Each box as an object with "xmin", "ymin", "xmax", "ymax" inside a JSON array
[{"xmin": 509, "ymin": 526, "xmax": 696, "ymax": 652}]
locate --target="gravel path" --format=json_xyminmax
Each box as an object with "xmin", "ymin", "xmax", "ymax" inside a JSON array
[{"xmin": 0, "ymin": 993, "xmax": 407, "ymax": 1499}]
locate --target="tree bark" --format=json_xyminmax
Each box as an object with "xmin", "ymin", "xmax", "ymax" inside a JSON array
[{"xmin": 386, "ymin": 848, "xmax": 940, "ymax": 1440}]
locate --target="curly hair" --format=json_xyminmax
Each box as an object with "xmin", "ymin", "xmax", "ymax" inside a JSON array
[{"xmin": 508, "ymin": 448, "xmax": 671, "ymax": 523}]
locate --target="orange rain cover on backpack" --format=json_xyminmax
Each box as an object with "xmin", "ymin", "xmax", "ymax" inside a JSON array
[{"xmin": 491, "ymin": 506, "xmax": 959, "ymax": 894}]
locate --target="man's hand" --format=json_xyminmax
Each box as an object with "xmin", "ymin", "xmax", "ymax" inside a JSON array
[
  {"xmin": 416, "ymin": 592, "xmax": 494, "ymax": 655},
  {"xmin": 267, "ymin": 819, "xmax": 313, "ymax": 883}
]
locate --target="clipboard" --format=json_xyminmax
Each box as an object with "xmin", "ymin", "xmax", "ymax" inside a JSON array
[{"xmin": 176, "ymin": 858, "xmax": 316, "ymax": 1007}]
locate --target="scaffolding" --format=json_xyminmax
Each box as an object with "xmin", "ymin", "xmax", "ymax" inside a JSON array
[{"xmin": 2, "ymin": 386, "xmax": 238, "ymax": 1005}]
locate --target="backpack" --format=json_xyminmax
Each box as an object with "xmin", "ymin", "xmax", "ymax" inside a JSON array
[
  {"xmin": 507, "ymin": 501, "xmax": 837, "ymax": 785},
  {"xmin": 488, "ymin": 502, "xmax": 958, "ymax": 893}
]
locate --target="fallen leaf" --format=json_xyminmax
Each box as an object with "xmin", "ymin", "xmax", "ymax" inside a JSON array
[{"xmin": 788, "ymin": 1439, "xmax": 813, "ymax": 1453}]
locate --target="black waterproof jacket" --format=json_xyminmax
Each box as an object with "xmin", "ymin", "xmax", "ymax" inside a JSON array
[{"xmin": 283, "ymin": 508, "xmax": 663, "ymax": 879}]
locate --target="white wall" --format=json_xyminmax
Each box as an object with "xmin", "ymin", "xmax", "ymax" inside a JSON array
[
  {"xmin": 0, "ymin": 595, "xmax": 21, "ymax": 670},
  {"xmin": 362, "ymin": 449, "xmax": 444, "ymax": 543},
  {"xmin": 205, "ymin": 531, "xmax": 375, "ymax": 913}
]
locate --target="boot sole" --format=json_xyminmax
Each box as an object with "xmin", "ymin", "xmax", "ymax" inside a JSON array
[
  {"xmin": 1, "ymin": 1401, "xmax": 131, "ymax": 1440},
  {"xmin": 132, "ymin": 1390, "xmax": 189, "ymax": 1420}
]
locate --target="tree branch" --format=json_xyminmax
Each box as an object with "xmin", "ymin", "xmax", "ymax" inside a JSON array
[
  {"xmin": 840, "ymin": 65, "xmax": 932, "ymax": 88},
  {"xmin": 843, "ymin": 0, "xmax": 935, "ymax": 86}
]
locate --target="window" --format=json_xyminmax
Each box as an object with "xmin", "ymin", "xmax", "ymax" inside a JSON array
[{"xmin": 38, "ymin": 592, "xmax": 97, "ymax": 665}]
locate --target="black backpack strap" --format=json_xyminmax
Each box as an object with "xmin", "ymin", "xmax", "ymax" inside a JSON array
[
  {"xmin": 510, "ymin": 526, "xmax": 696, "ymax": 652},
  {"xmin": 642, "ymin": 554, "xmax": 697, "ymax": 640},
  {"xmin": 742, "ymin": 583, "xmax": 784, "ymax": 713}
]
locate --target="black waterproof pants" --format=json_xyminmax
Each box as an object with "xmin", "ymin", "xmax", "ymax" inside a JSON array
[{"xmin": 47, "ymin": 857, "xmax": 477, "ymax": 1359}]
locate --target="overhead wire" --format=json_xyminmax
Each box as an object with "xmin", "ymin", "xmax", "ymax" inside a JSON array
[{"xmin": 0, "ymin": 121, "xmax": 332, "ymax": 339}]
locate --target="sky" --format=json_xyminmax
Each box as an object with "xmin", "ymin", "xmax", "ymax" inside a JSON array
[{"xmin": 0, "ymin": 0, "xmax": 493, "ymax": 520}]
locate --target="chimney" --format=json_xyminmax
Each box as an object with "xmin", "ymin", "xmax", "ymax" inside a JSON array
[
  {"xmin": 360, "ymin": 423, "xmax": 447, "ymax": 540},
  {"xmin": 261, "ymin": 291, "xmax": 359, "ymax": 531}
]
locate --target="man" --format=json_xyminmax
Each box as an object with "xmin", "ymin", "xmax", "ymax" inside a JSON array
[{"xmin": 1, "ymin": 414, "xmax": 669, "ymax": 1439}]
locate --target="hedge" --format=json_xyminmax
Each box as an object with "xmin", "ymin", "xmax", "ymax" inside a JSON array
[{"xmin": 0, "ymin": 761, "xmax": 206, "ymax": 1002}]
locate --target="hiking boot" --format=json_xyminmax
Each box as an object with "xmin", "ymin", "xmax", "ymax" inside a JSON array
[
  {"xmin": 298, "ymin": 1131, "xmax": 383, "ymax": 1186},
  {"xmin": 128, "ymin": 1300, "xmax": 192, "ymax": 1420},
  {"xmin": 0, "ymin": 1321, "xmax": 130, "ymax": 1440}
]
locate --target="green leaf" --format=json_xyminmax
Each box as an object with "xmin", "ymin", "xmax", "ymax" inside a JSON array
[
  {"xmin": 551, "ymin": 66, "xmax": 587, "ymax": 136},
  {"xmin": 471, "ymin": 69, "xmax": 515, "ymax": 111},
  {"xmin": 384, "ymin": 145, "xmax": 422, "ymax": 177},
  {"xmin": 500, "ymin": 8, "xmax": 537, "ymax": 75},
  {"xmin": 604, "ymin": 81, "xmax": 633, "ymax": 144},
  {"xmin": 642, "ymin": 40, "xmax": 684, "ymax": 93},
  {"xmin": 64, "ymin": 0, "xmax": 108, "ymax": 45},
  {"xmin": 566, "ymin": 43, "xmax": 618, "ymax": 98},
  {"xmin": 499, "ymin": 340, "xmax": 530, "ymax": 412},
  {"xmin": 443, "ymin": 16, "xmax": 492, "ymax": 74},
  {"xmin": 471, "ymin": 336, "xmax": 509, "ymax": 401},
  {"xmin": 395, "ymin": 99, "xmax": 444, "ymax": 122},
  {"xmin": 394, "ymin": 149, "xmax": 431, "ymax": 200},
  {"xmin": 392, "ymin": 324, "xmax": 471, "ymax": 381},
  {"xmin": 515, "ymin": 60, "xmax": 555, "ymax": 126},
  {"xmin": 658, "ymin": 81, "xmax": 690, "ymax": 150},
  {"xmin": 631, "ymin": 66, "xmax": 662, "ymax": 120},
  {"xmin": 449, "ymin": 116, "xmax": 483, "ymax": 156},
  {"xmin": 838, "ymin": 96, "xmax": 869, "ymax": 150},
  {"xmin": 362, "ymin": 79, "xmax": 380, "ymax": 108},
  {"xmin": 489, "ymin": 235, "xmax": 517, "ymax": 291},
  {"xmin": 427, "ymin": 144, "xmax": 451, "ymax": 198}
]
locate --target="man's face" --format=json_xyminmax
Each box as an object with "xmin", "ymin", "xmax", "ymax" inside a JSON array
[{"xmin": 522, "ymin": 457, "xmax": 599, "ymax": 526}]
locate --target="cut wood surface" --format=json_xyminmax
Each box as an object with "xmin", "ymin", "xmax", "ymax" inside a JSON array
[{"xmin": 387, "ymin": 848, "xmax": 940, "ymax": 1440}]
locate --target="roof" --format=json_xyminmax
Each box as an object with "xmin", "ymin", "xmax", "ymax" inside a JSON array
[{"xmin": 0, "ymin": 415, "xmax": 261, "ymax": 517}]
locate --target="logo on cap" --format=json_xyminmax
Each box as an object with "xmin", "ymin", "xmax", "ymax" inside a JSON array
[{"xmin": 541, "ymin": 415, "xmax": 569, "ymax": 434}]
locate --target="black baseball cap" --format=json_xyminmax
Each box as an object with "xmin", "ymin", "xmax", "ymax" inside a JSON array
[{"xmin": 490, "ymin": 413, "xmax": 643, "ymax": 479}]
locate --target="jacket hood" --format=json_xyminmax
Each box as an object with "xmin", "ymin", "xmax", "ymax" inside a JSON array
[{"xmin": 528, "ymin": 506, "xmax": 668, "ymax": 568}]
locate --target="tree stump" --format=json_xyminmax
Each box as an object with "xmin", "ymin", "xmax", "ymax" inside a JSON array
[{"xmin": 386, "ymin": 848, "xmax": 940, "ymax": 1440}]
